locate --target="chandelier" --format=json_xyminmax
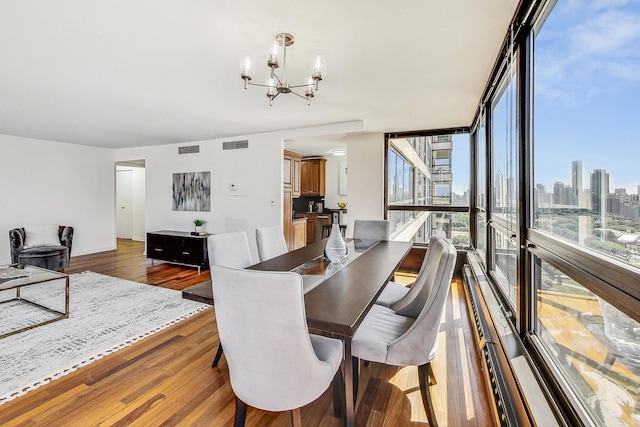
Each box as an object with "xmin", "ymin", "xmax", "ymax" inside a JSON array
[{"xmin": 241, "ymin": 33, "xmax": 326, "ymax": 106}]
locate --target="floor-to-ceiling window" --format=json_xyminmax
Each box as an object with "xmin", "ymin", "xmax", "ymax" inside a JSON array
[
  {"xmin": 527, "ymin": 1, "xmax": 640, "ymax": 424},
  {"xmin": 490, "ymin": 60, "xmax": 519, "ymax": 309},
  {"xmin": 385, "ymin": 132, "xmax": 470, "ymax": 246},
  {"xmin": 469, "ymin": 0, "xmax": 640, "ymax": 425}
]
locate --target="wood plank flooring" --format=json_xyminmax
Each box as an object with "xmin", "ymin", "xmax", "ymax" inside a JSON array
[{"xmin": 0, "ymin": 239, "xmax": 492, "ymax": 426}]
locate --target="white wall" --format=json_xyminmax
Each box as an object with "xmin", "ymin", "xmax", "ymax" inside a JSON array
[
  {"xmin": 115, "ymin": 125, "xmax": 381, "ymax": 261},
  {"xmin": 344, "ymin": 133, "xmax": 385, "ymax": 237},
  {"xmin": 131, "ymin": 166, "xmax": 146, "ymax": 241},
  {"xmin": 323, "ymin": 155, "xmax": 348, "ymax": 210},
  {"xmin": 0, "ymin": 134, "xmax": 116, "ymax": 264},
  {"xmin": 0, "ymin": 122, "xmax": 384, "ymax": 265},
  {"xmin": 116, "ymin": 133, "xmax": 282, "ymax": 261}
]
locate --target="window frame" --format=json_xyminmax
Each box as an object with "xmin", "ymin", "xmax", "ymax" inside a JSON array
[{"xmin": 384, "ymin": 128, "xmax": 471, "ymax": 246}]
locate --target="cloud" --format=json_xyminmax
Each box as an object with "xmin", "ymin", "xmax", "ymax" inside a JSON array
[{"xmin": 535, "ymin": 2, "xmax": 640, "ymax": 104}]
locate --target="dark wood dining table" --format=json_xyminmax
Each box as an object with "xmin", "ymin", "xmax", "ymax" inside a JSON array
[{"xmin": 182, "ymin": 238, "xmax": 412, "ymax": 427}]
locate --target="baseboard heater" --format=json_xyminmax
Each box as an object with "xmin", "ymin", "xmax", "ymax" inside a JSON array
[{"xmin": 462, "ymin": 259, "xmax": 534, "ymax": 426}]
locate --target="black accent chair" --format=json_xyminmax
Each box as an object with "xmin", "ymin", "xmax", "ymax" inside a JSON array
[{"xmin": 9, "ymin": 226, "xmax": 74, "ymax": 271}]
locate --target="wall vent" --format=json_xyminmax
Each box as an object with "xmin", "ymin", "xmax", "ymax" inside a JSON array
[
  {"xmin": 178, "ymin": 145, "xmax": 200, "ymax": 154},
  {"xmin": 223, "ymin": 140, "xmax": 249, "ymax": 150}
]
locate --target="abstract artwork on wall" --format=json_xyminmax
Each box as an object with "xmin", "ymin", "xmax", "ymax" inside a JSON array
[{"xmin": 172, "ymin": 172, "xmax": 211, "ymax": 211}]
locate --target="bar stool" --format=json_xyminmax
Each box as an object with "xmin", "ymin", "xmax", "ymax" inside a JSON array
[{"xmin": 322, "ymin": 224, "xmax": 347, "ymax": 239}]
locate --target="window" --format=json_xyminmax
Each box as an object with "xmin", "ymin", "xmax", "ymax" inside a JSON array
[
  {"xmin": 489, "ymin": 60, "xmax": 519, "ymax": 309},
  {"xmin": 532, "ymin": 1, "xmax": 640, "ymax": 273},
  {"xmin": 534, "ymin": 258, "xmax": 640, "ymax": 426},
  {"xmin": 476, "ymin": 116, "xmax": 487, "ymax": 260},
  {"xmin": 492, "ymin": 64, "xmax": 518, "ymax": 222},
  {"xmin": 467, "ymin": 0, "xmax": 640, "ymax": 425},
  {"xmin": 525, "ymin": 0, "xmax": 640, "ymax": 424},
  {"xmin": 386, "ymin": 133, "xmax": 470, "ymax": 245}
]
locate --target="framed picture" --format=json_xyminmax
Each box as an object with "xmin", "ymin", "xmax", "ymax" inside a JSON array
[{"xmin": 173, "ymin": 171, "xmax": 211, "ymax": 211}]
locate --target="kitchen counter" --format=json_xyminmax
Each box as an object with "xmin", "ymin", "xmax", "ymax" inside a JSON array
[{"xmin": 294, "ymin": 212, "xmax": 331, "ymax": 244}]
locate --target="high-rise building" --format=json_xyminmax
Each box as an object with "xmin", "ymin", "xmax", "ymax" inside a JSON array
[
  {"xmin": 553, "ymin": 181, "xmax": 572, "ymax": 206},
  {"xmin": 571, "ymin": 160, "xmax": 583, "ymax": 206},
  {"xmin": 590, "ymin": 168, "xmax": 609, "ymax": 215}
]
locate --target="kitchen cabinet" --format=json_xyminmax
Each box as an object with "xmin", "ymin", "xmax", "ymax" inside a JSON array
[
  {"xmin": 294, "ymin": 212, "xmax": 330, "ymax": 244},
  {"xmin": 284, "ymin": 150, "xmax": 301, "ymax": 198},
  {"xmin": 300, "ymin": 158, "xmax": 326, "ymax": 196},
  {"xmin": 146, "ymin": 230, "xmax": 209, "ymax": 273},
  {"xmin": 284, "ymin": 150, "xmax": 304, "ymax": 251},
  {"xmin": 292, "ymin": 219, "xmax": 307, "ymax": 250},
  {"xmin": 294, "ymin": 213, "xmax": 314, "ymax": 244}
]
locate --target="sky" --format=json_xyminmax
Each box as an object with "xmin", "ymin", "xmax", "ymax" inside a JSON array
[
  {"xmin": 533, "ymin": 0, "xmax": 640, "ymax": 193},
  {"xmin": 448, "ymin": 0, "xmax": 640, "ymax": 197}
]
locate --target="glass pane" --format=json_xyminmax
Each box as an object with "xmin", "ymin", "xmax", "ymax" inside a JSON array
[
  {"xmin": 477, "ymin": 210, "xmax": 487, "ymax": 262},
  {"xmin": 388, "ymin": 150, "xmax": 397, "ymax": 204},
  {"xmin": 492, "ymin": 227, "xmax": 517, "ymax": 306},
  {"xmin": 476, "ymin": 119, "xmax": 486, "ymax": 209},
  {"xmin": 533, "ymin": 1, "xmax": 640, "ymax": 271},
  {"xmin": 535, "ymin": 259, "xmax": 640, "ymax": 425},
  {"xmin": 492, "ymin": 64, "xmax": 518, "ymax": 221},
  {"xmin": 388, "ymin": 210, "xmax": 469, "ymax": 246}
]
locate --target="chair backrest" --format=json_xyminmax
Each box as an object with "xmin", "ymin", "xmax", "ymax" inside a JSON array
[
  {"xmin": 256, "ymin": 225, "xmax": 288, "ymax": 262},
  {"xmin": 207, "ymin": 231, "xmax": 253, "ymax": 268},
  {"xmin": 353, "ymin": 220, "xmax": 390, "ymax": 241},
  {"xmin": 9, "ymin": 225, "xmax": 74, "ymax": 264},
  {"xmin": 598, "ymin": 297, "xmax": 640, "ymax": 366},
  {"xmin": 386, "ymin": 238, "xmax": 457, "ymax": 366},
  {"xmin": 391, "ymin": 230, "xmax": 446, "ymax": 317},
  {"xmin": 211, "ymin": 265, "xmax": 338, "ymax": 411}
]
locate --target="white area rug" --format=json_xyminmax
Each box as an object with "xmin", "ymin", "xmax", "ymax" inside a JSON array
[{"xmin": 0, "ymin": 271, "xmax": 208, "ymax": 404}]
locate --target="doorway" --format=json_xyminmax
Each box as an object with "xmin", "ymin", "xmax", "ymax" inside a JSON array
[{"xmin": 115, "ymin": 160, "xmax": 146, "ymax": 242}]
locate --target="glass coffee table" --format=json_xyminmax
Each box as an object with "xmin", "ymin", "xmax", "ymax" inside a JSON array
[{"xmin": 0, "ymin": 264, "xmax": 69, "ymax": 338}]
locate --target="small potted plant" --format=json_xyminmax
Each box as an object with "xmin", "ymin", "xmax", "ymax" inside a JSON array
[{"xmin": 194, "ymin": 219, "xmax": 205, "ymax": 233}]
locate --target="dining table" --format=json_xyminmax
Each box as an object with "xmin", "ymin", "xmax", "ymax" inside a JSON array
[{"xmin": 182, "ymin": 237, "xmax": 412, "ymax": 427}]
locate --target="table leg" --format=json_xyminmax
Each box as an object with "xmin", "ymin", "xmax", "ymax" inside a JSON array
[{"xmin": 343, "ymin": 336, "xmax": 354, "ymax": 427}]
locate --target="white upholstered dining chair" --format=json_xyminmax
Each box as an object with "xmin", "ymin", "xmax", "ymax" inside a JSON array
[
  {"xmin": 375, "ymin": 230, "xmax": 446, "ymax": 309},
  {"xmin": 351, "ymin": 237, "xmax": 457, "ymax": 427},
  {"xmin": 256, "ymin": 225, "xmax": 288, "ymax": 262},
  {"xmin": 353, "ymin": 219, "xmax": 390, "ymax": 241},
  {"xmin": 211, "ymin": 265, "xmax": 345, "ymax": 427},
  {"xmin": 207, "ymin": 231, "xmax": 254, "ymax": 368}
]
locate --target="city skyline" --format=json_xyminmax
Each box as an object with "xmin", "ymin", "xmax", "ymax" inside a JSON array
[{"xmin": 534, "ymin": 0, "xmax": 640, "ymax": 193}]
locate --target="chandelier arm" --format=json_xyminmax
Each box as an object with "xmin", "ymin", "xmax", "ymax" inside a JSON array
[
  {"xmin": 290, "ymin": 90, "xmax": 310, "ymax": 101},
  {"xmin": 288, "ymin": 83, "xmax": 315, "ymax": 89},
  {"xmin": 272, "ymin": 73, "xmax": 283, "ymax": 85},
  {"xmin": 247, "ymin": 82, "xmax": 277, "ymax": 88}
]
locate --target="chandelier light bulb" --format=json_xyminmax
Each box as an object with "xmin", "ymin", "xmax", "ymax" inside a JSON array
[{"xmin": 241, "ymin": 56, "xmax": 254, "ymax": 89}]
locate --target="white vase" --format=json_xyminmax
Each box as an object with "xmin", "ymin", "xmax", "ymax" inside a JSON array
[
  {"xmin": 194, "ymin": 225, "xmax": 203, "ymax": 233},
  {"xmin": 324, "ymin": 224, "xmax": 348, "ymax": 263}
]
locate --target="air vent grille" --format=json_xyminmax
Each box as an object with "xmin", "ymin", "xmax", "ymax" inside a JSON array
[
  {"xmin": 178, "ymin": 145, "xmax": 200, "ymax": 154},
  {"xmin": 223, "ymin": 140, "xmax": 249, "ymax": 150}
]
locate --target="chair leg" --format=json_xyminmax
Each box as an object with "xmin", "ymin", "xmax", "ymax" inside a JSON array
[
  {"xmin": 352, "ymin": 356, "xmax": 360, "ymax": 406},
  {"xmin": 234, "ymin": 397, "xmax": 247, "ymax": 427},
  {"xmin": 418, "ymin": 363, "xmax": 438, "ymax": 427},
  {"xmin": 290, "ymin": 407, "xmax": 302, "ymax": 427},
  {"xmin": 211, "ymin": 343, "xmax": 224, "ymax": 367},
  {"xmin": 332, "ymin": 368, "xmax": 345, "ymax": 417}
]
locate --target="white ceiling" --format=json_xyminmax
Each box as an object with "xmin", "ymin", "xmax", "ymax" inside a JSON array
[{"xmin": 0, "ymin": 0, "xmax": 517, "ymax": 149}]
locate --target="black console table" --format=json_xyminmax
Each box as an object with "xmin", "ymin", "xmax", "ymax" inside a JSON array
[{"xmin": 146, "ymin": 230, "xmax": 210, "ymax": 273}]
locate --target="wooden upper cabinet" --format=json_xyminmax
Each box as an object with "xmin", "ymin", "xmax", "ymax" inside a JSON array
[
  {"xmin": 301, "ymin": 158, "xmax": 326, "ymax": 196},
  {"xmin": 292, "ymin": 156, "xmax": 301, "ymax": 197},
  {"xmin": 284, "ymin": 150, "xmax": 302, "ymax": 198}
]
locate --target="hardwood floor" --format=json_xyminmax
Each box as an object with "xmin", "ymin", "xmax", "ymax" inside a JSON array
[{"xmin": 0, "ymin": 239, "xmax": 492, "ymax": 426}]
